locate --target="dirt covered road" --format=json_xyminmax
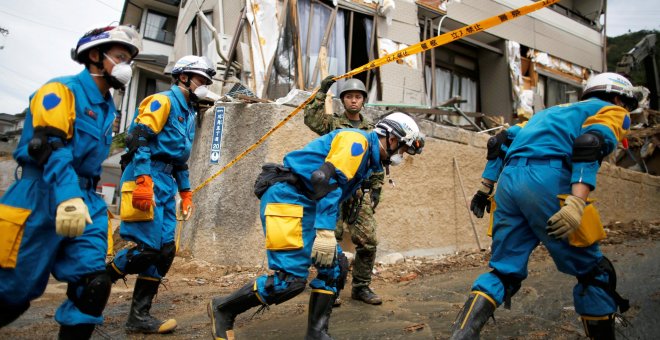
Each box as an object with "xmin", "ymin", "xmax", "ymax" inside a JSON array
[{"xmin": 1, "ymin": 220, "xmax": 658, "ymax": 339}]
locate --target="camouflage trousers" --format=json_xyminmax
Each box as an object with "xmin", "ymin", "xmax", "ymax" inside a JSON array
[{"xmin": 337, "ymin": 193, "xmax": 378, "ymax": 288}]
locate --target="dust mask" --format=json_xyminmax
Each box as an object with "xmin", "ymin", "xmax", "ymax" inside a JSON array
[
  {"xmin": 104, "ymin": 53, "xmax": 132, "ymax": 85},
  {"xmin": 389, "ymin": 153, "xmax": 404, "ymax": 166},
  {"xmin": 192, "ymin": 79, "xmax": 209, "ymax": 99}
]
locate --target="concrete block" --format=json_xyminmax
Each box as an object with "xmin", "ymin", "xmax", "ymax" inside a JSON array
[
  {"xmin": 598, "ymin": 162, "xmax": 620, "ymax": 178},
  {"xmin": 378, "ymin": 252, "xmax": 405, "ymax": 265},
  {"xmin": 377, "ymin": 17, "xmax": 420, "ymax": 45},
  {"xmin": 618, "ymin": 168, "xmax": 644, "ymax": 183},
  {"xmin": 433, "ymin": 124, "xmax": 470, "ymax": 145},
  {"xmin": 641, "ymin": 173, "xmax": 660, "ymax": 187},
  {"xmin": 274, "ymin": 89, "xmax": 315, "ymax": 107},
  {"xmin": 381, "ymin": 83, "xmax": 405, "ymax": 104},
  {"xmin": 417, "ymin": 119, "xmax": 434, "ymax": 137},
  {"xmin": 402, "ymin": 89, "xmax": 424, "ymax": 105},
  {"xmin": 390, "ymin": 0, "xmax": 419, "ymax": 24},
  {"xmin": 470, "ymin": 132, "xmax": 490, "ymax": 148}
]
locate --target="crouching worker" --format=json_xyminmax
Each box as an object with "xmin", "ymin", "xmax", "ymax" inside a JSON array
[
  {"xmin": 0, "ymin": 26, "xmax": 141, "ymax": 339},
  {"xmin": 208, "ymin": 112, "xmax": 425, "ymax": 339},
  {"xmin": 450, "ymin": 73, "xmax": 636, "ymax": 340},
  {"xmin": 105, "ymin": 55, "xmax": 215, "ymax": 334}
]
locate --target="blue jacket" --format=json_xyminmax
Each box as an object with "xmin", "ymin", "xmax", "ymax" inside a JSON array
[
  {"xmin": 127, "ymin": 85, "xmax": 195, "ymax": 190},
  {"xmin": 483, "ymin": 98, "xmax": 630, "ymax": 189},
  {"xmin": 14, "ymin": 69, "xmax": 117, "ymax": 204},
  {"xmin": 284, "ymin": 128, "xmax": 382, "ymax": 230}
]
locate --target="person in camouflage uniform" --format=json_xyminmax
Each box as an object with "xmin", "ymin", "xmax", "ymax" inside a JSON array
[{"xmin": 303, "ymin": 75, "xmax": 384, "ymax": 305}]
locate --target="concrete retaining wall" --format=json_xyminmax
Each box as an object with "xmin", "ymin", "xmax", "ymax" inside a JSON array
[{"xmin": 181, "ymin": 102, "xmax": 660, "ymax": 265}]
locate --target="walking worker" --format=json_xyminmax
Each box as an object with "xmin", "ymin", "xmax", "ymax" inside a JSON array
[
  {"xmin": 208, "ymin": 112, "xmax": 425, "ymax": 339},
  {"xmin": 105, "ymin": 55, "xmax": 215, "ymax": 334},
  {"xmin": 0, "ymin": 26, "xmax": 141, "ymax": 339},
  {"xmin": 451, "ymin": 72, "xmax": 636, "ymax": 340},
  {"xmin": 304, "ymin": 76, "xmax": 384, "ymax": 305}
]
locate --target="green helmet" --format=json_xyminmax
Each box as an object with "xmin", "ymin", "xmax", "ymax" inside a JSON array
[{"xmin": 339, "ymin": 78, "xmax": 367, "ymax": 98}]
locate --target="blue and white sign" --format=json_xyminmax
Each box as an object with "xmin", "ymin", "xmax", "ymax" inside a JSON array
[{"xmin": 209, "ymin": 106, "xmax": 225, "ymax": 164}]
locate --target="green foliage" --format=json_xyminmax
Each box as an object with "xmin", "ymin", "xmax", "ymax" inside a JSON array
[
  {"xmin": 111, "ymin": 132, "xmax": 127, "ymax": 150},
  {"xmin": 606, "ymin": 29, "xmax": 659, "ymax": 86}
]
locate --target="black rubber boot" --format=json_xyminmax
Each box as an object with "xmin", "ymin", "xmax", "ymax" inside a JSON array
[
  {"xmin": 0, "ymin": 302, "xmax": 29, "ymax": 328},
  {"xmin": 58, "ymin": 324, "xmax": 96, "ymax": 340},
  {"xmin": 450, "ymin": 292, "xmax": 497, "ymax": 340},
  {"xmin": 208, "ymin": 282, "xmax": 264, "ymax": 340},
  {"xmin": 351, "ymin": 286, "xmax": 382, "ymax": 305},
  {"xmin": 581, "ymin": 314, "xmax": 616, "ymax": 340},
  {"xmin": 305, "ymin": 291, "xmax": 335, "ymax": 340},
  {"xmin": 125, "ymin": 277, "xmax": 177, "ymax": 334}
]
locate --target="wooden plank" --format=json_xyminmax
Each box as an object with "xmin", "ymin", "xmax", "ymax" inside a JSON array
[{"xmin": 290, "ymin": 0, "xmax": 305, "ymax": 89}]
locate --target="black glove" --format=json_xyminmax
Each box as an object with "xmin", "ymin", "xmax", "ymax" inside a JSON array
[
  {"xmin": 470, "ymin": 182, "xmax": 494, "ymax": 218},
  {"xmin": 319, "ymin": 75, "xmax": 336, "ymax": 93},
  {"xmin": 370, "ymin": 187, "xmax": 381, "ymax": 210}
]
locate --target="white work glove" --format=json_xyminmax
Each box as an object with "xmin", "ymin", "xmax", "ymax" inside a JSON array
[
  {"xmin": 547, "ymin": 195, "xmax": 585, "ymax": 239},
  {"xmin": 311, "ymin": 229, "xmax": 337, "ymax": 267},
  {"xmin": 56, "ymin": 198, "xmax": 93, "ymax": 237}
]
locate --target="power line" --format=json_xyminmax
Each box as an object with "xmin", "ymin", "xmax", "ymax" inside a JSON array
[
  {"xmin": 0, "ymin": 8, "xmax": 79, "ymax": 34},
  {"xmin": 94, "ymin": 0, "xmax": 121, "ymax": 12}
]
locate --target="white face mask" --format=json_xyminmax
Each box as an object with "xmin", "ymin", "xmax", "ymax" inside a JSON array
[
  {"xmin": 192, "ymin": 78, "xmax": 209, "ymax": 99},
  {"xmin": 378, "ymin": 138, "xmax": 404, "ymax": 166},
  {"xmin": 389, "ymin": 153, "xmax": 404, "ymax": 166},
  {"xmin": 104, "ymin": 53, "xmax": 132, "ymax": 85}
]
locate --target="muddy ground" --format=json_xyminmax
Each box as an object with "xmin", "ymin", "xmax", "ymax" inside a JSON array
[{"xmin": 2, "ymin": 220, "xmax": 659, "ymax": 339}]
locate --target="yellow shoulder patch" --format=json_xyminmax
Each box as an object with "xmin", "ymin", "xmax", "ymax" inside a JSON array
[
  {"xmin": 135, "ymin": 94, "xmax": 171, "ymax": 133},
  {"xmin": 30, "ymin": 82, "xmax": 76, "ymax": 139},
  {"xmin": 325, "ymin": 131, "xmax": 368, "ymax": 181},
  {"xmin": 582, "ymin": 105, "xmax": 630, "ymax": 141}
]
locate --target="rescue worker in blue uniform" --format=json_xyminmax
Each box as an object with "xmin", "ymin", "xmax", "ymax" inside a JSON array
[
  {"xmin": 208, "ymin": 112, "xmax": 425, "ymax": 340},
  {"xmin": 0, "ymin": 26, "xmax": 141, "ymax": 339},
  {"xmin": 451, "ymin": 73, "xmax": 637, "ymax": 340},
  {"xmin": 105, "ymin": 55, "xmax": 215, "ymax": 334}
]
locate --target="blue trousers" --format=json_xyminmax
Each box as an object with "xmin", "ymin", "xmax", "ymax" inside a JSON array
[
  {"xmin": 472, "ymin": 158, "xmax": 616, "ymax": 316},
  {"xmin": 113, "ymin": 162, "xmax": 177, "ymax": 279},
  {"xmin": 0, "ymin": 167, "xmax": 108, "ymax": 325},
  {"xmin": 255, "ymin": 182, "xmax": 343, "ymax": 302}
]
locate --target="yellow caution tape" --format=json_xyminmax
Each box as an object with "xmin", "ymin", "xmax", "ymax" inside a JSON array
[
  {"xmin": 192, "ymin": 89, "xmax": 320, "ymax": 193},
  {"xmin": 191, "ymin": 0, "xmax": 559, "ymax": 195}
]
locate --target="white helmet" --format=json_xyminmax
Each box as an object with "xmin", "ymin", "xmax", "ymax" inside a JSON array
[
  {"xmin": 72, "ymin": 25, "xmax": 141, "ymax": 63},
  {"xmin": 375, "ymin": 112, "xmax": 425, "ymax": 154},
  {"xmin": 581, "ymin": 72, "xmax": 638, "ymax": 110},
  {"xmin": 171, "ymin": 55, "xmax": 216, "ymax": 85}
]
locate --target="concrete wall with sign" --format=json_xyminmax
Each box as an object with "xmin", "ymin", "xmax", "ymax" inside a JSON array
[{"xmin": 181, "ymin": 102, "xmax": 660, "ymax": 265}]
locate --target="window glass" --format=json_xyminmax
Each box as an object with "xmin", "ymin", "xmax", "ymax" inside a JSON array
[{"xmin": 145, "ymin": 10, "xmax": 176, "ymax": 45}]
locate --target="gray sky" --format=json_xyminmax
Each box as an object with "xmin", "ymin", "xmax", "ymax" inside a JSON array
[
  {"xmin": 0, "ymin": 0, "xmax": 658, "ymax": 114},
  {"xmin": 0, "ymin": 0, "xmax": 124, "ymax": 114},
  {"xmin": 606, "ymin": 0, "xmax": 660, "ymax": 37}
]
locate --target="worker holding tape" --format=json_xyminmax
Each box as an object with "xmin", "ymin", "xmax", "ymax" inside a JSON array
[
  {"xmin": 304, "ymin": 76, "xmax": 384, "ymax": 305},
  {"xmin": 0, "ymin": 26, "xmax": 141, "ymax": 338},
  {"xmin": 105, "ymin": 55, "xmax": 215, "ymax": 334},
  {"xmin": 452, "ymin": 73, "xmax": 637, "ymax": 340},
  {"xmin": 208, "ymin": 112, "xmax": 424, "ymax": 339}
]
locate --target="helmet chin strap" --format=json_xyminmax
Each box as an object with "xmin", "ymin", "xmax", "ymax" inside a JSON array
[
  {"xmin": 89, "ymin": 56, "xmax": 125, "ymax": 90},
  {"xmin": 177, "ymin": 77, "xmax": 199, "ymax": 104},
  {"xmin": 378, "ymin": 133, "xmax": 398, "ymax": 187}
]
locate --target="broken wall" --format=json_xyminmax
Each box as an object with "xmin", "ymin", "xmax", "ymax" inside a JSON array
[{"xmin": 182, "ymin": 102, "xmax": 660, "ymax": 265}]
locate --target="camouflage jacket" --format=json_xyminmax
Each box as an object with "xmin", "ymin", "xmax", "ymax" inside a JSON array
[{"xmin": 304, "ymin": 91, "xmax": 384, "ymax": 190}]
